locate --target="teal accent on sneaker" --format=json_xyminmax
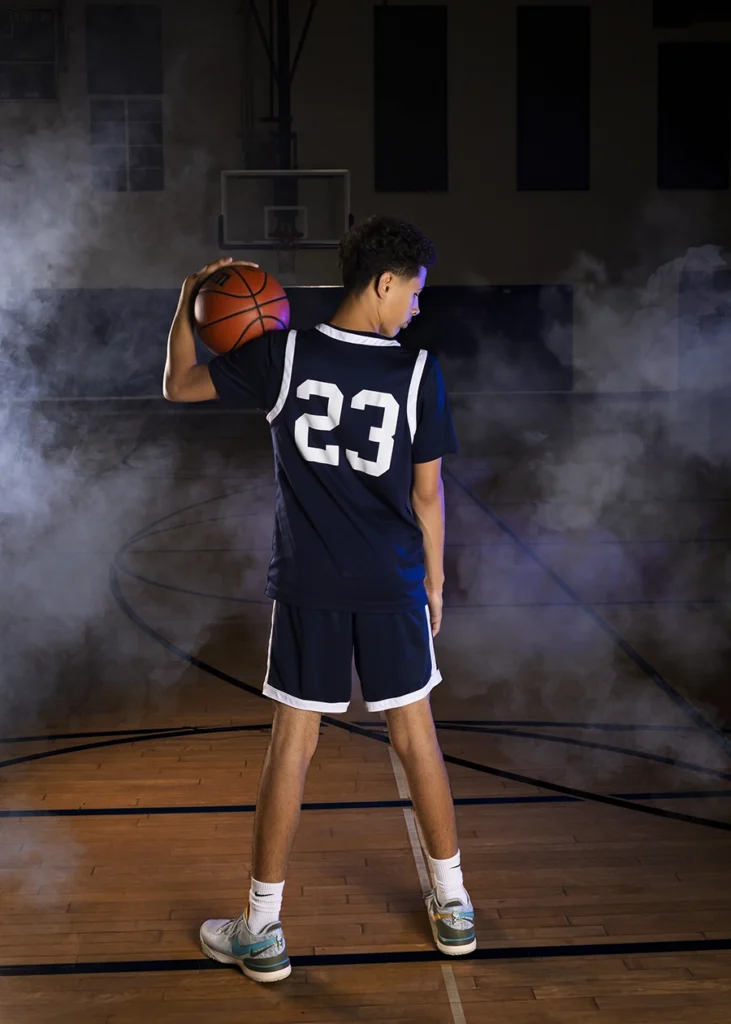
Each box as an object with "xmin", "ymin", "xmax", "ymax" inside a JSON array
[
  {"xmin": 200, "ymin": 912, "xmax": 291, "ymax": 983},
  {"xmin": 426, "ymin": 891, "xmax": 477, "ymax": 956}
]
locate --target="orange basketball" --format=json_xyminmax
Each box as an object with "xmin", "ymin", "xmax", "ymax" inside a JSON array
[{"xmin": 194, "ymin": 265, "xmax": 290, "ymax": 354}]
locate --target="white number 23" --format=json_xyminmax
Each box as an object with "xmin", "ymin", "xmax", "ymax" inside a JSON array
[{"xmin": 294, "ymin": 379, "xmax": 399, "ymax": 478}]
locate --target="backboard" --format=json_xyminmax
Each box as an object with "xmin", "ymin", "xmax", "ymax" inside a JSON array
[{"xmin": 219, "ymin": 169, "xmax": 350, "ymax": 250}]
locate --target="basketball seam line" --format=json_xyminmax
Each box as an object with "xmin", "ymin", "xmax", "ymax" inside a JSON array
[
  {"xmin": 230, "ymin": 315, "xmax": 288, "ymax": 351},
  {"xmin": 197, "ymin": 295, "xmax": 288, "ymax": 330},
  {"xmin": 230, "ymin": 265, "xmax": 269, "ymax": 299}
]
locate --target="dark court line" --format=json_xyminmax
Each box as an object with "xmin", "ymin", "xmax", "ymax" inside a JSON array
[
  {"xmin": 0, "ymin": 729, "xmax": 212, "ymax": 771},
  {"xmin": 110, "ymin": 564, "xmax": 731, "ymax": 832},
  {"xmin": 444, "ymin": 467, "xmax": 731, "ymax": 760},
  {"xmin": 327, "ymin": 717, "xmax": 731, "ymax": 832},
  {"xmin": 111, "ymin": 495, "xmax": 731, "ymax": 833},
  {"xmin": 433, "ymin": 723, "xmax": 731, "ymax": 783},
  {"xmin": 4, "ymin": 720, "xmax": 730, "ymax": 744},
  {"xmin": 0, "ymin": 724, "xmax": 271, "ymax": 744},
  {"xmin": 3, "ymin": 936, "xmax": 731, "ymax": 977},
  {"xmin": 6, "ymin": 709, "xmax": 728, "ymax": 789},
  {"xmin": 3, "ymin": 787, "xmax": 731, "ymax": 819},
  {"xmin": 378, "ymin": 720, "xmax": 731, "ymax": 733},
  {"xmin": 0, "ymin": 724, "xmax": 270, "ymax": 770},
  {"xmin": 2, "ymin": 719, "xmax": 723, "ymax": 745}
]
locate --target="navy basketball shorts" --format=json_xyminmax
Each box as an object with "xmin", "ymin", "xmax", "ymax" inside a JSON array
[{"xmin": 262, "ymin": 601, "xmax": 442, "ymax": 713}]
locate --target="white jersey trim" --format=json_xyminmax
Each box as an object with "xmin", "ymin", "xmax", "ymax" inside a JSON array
[
  {"xmin": 407, "ymin": 349, "xmax": 428, "ymax": 441},
  {"xmin": 316, "ymin": 323, "xmax": 401, "ymax": 347},
  {"xmin": 266, "ymin": 330, "xmax": 297, "ymax": 423}
]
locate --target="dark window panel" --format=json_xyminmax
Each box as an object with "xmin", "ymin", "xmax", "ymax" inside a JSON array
[
  {"xmin": 90, "ymin": 98, "xmax": 126, "ymax": 123},
  {"xmin": 654, "ymin": 1, "xmax": 731, "ymax": 28},
  {"xmin": 90, "ymin": 120, "xmax": 127, "ymax": 146},
  {"xmin": 0, "ymin": 9, "xmax": 56, "ymax": 62},
  {"xmin": 91, "ymin": 145, "xmax": 127, "ymax": 174},
  {"xmin": 658, "ymin": 43, "xmax": 730, "ymax": 189},
  {"xmin": 127, "ymin": 120, "xmax": 163, "ymax": 146},
  {"xmin": 127, "ymin": 97, "xmax": 163, "ymax": 121},
  {"xmin": 517, "ymin": 6, "xmax": 591, "ymax": 191},
  {"xmin": 86, "ymin": 5, "xmax": 163, "ymax": 96},
  {"xmin": 374, "ymin": 5, "xmax": 448, "ymax": 192},
  {"xmin": 0, "ymin": 61, "xmax": 56, "ymax": 100},
  {"xmin": 129, "ymin": 145, "xmax": 164, "ymax": 170},
  {"xmin": 130, "ymin": 167, "xmax": 164, "ymax": 191}
]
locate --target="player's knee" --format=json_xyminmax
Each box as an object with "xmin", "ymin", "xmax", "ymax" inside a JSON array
[
  {"xmin": 385, "ymin": 697, "xmax": 437, "ymax": 759},
  {"xmin": 271, "ymin": 702, "xmax": 321, "ymax": 762}
]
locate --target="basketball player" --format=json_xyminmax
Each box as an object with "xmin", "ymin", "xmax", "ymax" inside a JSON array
[{"xmin": 163, "ymin": 216, "xmax": 475, "ymax": 982}]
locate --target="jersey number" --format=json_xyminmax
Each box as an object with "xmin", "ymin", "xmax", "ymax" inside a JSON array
[{"xmin": 294, "ymin": 379, "xmax": 399, "ymax": 478}]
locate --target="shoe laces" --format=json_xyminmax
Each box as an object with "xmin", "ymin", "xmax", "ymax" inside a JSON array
[
  {"xmin": 432, "ymin": 895, "xmax": 474, "ymax": 930},
  {"xmin": 217, "ymin": 916, "xmax": 243, "ymax": 938}
]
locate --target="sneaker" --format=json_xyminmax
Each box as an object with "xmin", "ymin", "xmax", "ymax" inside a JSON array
[
  {"xmin": 426, "ymin": 891, "xmax": 477, "ymax": 956},
  {"xmin": 199, "ymin": 912, "xmax": 291, "ymax": 983}
]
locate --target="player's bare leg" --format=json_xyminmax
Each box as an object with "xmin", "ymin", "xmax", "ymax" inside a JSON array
[
  {"xmin": 252, "ymin": 702, "xmax": 322, "ymax": 881},
  {"xmin": 385, "ymin": 696, "xmax": 458, "ymax": 859},
  {"xmin": 386, "ymin": 696, "xmax": 476, "ymax": 955},
  {"xmin": 200, "ymin": 702, "xmax": 320, "ymax": 981}
]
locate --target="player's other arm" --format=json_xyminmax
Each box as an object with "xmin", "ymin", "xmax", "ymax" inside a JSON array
[
  {"xmin": 411, "ymin": 458, "xmax": 445, "ymax": 636},
  {"xmin": 163, "ymin": 258, "xmax": 257, "ymax": 403}
]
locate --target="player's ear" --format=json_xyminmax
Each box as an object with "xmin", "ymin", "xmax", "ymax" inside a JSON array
[{"xmin": 375, "ymin": 272, "xmax": 393, "ymax": 298}]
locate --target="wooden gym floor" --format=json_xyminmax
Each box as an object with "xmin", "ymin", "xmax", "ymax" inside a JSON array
[{"xmin": 1, "ymin": 402, "xmax": 731, "ymax": 1023}]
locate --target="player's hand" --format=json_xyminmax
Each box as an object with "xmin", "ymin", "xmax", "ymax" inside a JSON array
[
  {"xmin": 182, "ymin": 257, "xmax": 260, "ymax": 298},
  {"xmin": 426, "ymin": 586, "xmax": 443, "ymax": 637}
]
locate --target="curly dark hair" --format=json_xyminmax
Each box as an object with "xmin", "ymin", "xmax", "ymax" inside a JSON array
[{"xmin": 338, "ymin": 215, "xmax": 437, "ymax": 294}]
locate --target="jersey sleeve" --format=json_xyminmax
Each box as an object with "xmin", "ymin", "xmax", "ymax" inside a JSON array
[
  {"xmin": 208, "ymin": 330, "xmax": 287, "ymax": 412},
  {"xmin": 412, "ymin": 354, "xmax": 458, "ymax": 463}
]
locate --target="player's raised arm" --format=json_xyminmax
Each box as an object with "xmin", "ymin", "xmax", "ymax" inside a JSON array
[{"xmin": 163, "ymin": 258, "xmax": 258, "ymax": 403}]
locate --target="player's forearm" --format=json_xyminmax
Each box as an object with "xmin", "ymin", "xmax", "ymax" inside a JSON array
[
  {"xmin": 163, "ymin": 286, "xmax": 197, "ymax": 399},
  {"xmin": 411, "ymin": 484, "xmax": 446, "ymax": 591}
]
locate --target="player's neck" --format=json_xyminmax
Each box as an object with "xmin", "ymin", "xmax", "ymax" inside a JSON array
[{"xmin": 329, "ymin": 296, "xmax": 389, "ymax": 338}]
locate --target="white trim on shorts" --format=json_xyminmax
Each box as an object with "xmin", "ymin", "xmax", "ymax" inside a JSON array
[
  {"xmin": 262, "ymin": 680, "xmax": 350, "ymax": 714},
  {"xmin": 266, "ymin": 330, "xmax": 297, "ymax": 424},
  {"xmin": 364, "ymin": 669, "xmax": 442, "ymax": 713},
  {"xmin": 262, "ymin": 603, "xmax": 441, "ymax": 715},
  {"xmin": 262, "ymin": 600, "xmax": 351, "ymax": 712},
  {"xmin": 364, "ymin": 605, "xmax": 441, "ymax": 713},
  {"xmin": 263, "ymin": 600, "xmax": 276, "ymax": 686}
]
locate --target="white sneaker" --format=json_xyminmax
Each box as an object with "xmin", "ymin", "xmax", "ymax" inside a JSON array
[{"xmin": 200, "ymin": 911, "xmax": 291, "ymax": 983}]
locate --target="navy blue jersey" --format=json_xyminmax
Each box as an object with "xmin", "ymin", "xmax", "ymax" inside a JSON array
[{"xmin": 208, "ymin": 322, "xmax": 457, "ymax": 611}]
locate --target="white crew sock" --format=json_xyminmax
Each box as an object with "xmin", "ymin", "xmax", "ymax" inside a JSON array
[
  {"xmin": 427, "ymin": 850, "xmax": 469, "ymax": 907},
  {"xmin": 246, "ymin": 878, "xmax": 285, "ymax": 934}
]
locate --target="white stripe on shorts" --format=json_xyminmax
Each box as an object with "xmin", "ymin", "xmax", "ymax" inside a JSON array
[
  {"xmin": 263, "ymin": 600, "xmax": 276, "ymax": 686},
  {"xmin": 262, "ymin": 600, "xmax": 351, "ymax": 713},
  {"xmin": 364, "ymin": 605, "xmax": 441, "ymax": 713},
  {"xmin": 262, "ymin": 681, "xmax": 350, "ymax": 713}
]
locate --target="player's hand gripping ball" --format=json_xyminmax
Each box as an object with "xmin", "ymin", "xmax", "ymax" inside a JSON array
[{"xmin": 193, "ymin": 261, "xmax": 290, "ymax": 355}]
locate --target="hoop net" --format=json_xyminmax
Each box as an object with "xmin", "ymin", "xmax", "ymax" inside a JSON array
[{"xmin": 270, "ymin": 231, "xmax": 299, "ymax": 279}]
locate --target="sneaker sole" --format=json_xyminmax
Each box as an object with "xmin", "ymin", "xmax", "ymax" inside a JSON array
[
  {"xmin": 200, "ymin": 938, "xmax": 292, "ymax": 983},
  {"xmin": 428, "ymin": 917, "xmax": 477, "ymax": 957}
]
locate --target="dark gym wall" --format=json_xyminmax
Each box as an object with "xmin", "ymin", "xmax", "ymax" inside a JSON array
[{"xmin": 2, "ymin": 0, "xmax": 731, "ymax": 396}]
